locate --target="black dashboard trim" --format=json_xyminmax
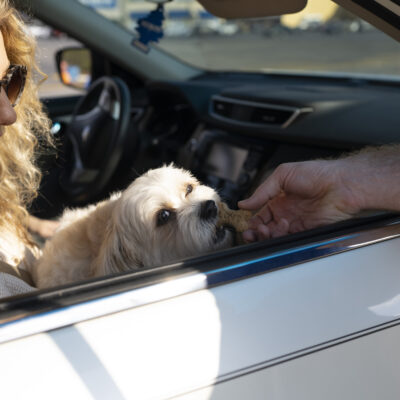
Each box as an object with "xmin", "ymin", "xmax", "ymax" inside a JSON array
[{"xmin": 209, "ymin": 95, "xmax": 313, "ymax": 129}]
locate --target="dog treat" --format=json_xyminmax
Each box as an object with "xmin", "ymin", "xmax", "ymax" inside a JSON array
[{"xmin": 218, "ymin": 202, "xmax": 252, "ymax": 232}]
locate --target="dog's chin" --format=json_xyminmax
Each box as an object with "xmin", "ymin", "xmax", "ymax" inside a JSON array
[{"xmin": 213, "ymin": 225, "xmax": 235, "ymax": 248}]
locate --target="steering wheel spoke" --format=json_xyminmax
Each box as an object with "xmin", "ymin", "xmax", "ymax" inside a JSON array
[
  {"xmin": 70, "ymin": 167, "xmax": 99, "ymax": 184},
  {"xmin": 69, "ymin": 106, "xmax": 104, "ymax": 146},
  {"xmin": 60, "ymin": 76, "xmax": 132, "ymax": 201}
]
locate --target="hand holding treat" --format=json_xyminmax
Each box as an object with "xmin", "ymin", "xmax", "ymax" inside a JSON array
[{"xmin": 238, "ymin": 156, "xmax": 373, "ymax": 242}]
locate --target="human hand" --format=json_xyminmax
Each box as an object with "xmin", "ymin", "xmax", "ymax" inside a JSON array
[
  {"xmin": 28, "ymin": 215, "xmax": 60, "ymax": 239},
  {"xmin": 238, "ymin": 159, "xmax": 361, "ymax": 242}
]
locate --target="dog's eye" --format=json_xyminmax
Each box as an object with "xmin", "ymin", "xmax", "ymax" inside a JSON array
[
  {"xmin": 157, "ymin": 209, "xmax": 172, "ymax": 226},
  {"xmin": 185, "ymin": 184, "xmax": 193, "ymax": 197}
]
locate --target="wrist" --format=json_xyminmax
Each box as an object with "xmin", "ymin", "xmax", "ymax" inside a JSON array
[
  {"xmin": 339, "ymin": 148, "xmax": 400, "ymax": 212},
  {"xmin": 329, "ymin": 158, "xmax": 365, "ymax": 214}
]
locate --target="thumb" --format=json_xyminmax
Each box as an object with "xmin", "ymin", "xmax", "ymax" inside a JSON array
[
  {"xmin": 238, "ymin": 197, "xmax": 261, "ymax": 210},
  {"xmin": 238, "ymin": 175, "xmax": 282, "ymax": 210}
]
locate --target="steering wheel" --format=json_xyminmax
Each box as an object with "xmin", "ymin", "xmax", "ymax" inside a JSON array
[{"xmin": 60, "ymin": 76, "xmax": 131, "ymax": 202}]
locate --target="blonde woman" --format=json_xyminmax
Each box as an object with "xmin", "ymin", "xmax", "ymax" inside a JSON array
[{"xmin": 0, "ymin": 0, "xmax": 54, "ymax": 297}]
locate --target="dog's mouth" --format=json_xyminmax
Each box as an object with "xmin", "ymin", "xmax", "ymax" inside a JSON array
[
  {"xmin": 214, "ymin": 225, "xmax": 226, "ymax": 243},
  {"xmin": 214, "ymin": 224, "xmax": 236, "ymax": 245}
]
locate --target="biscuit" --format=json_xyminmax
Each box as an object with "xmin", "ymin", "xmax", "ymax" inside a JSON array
[{"xmin": 217, "ymin": 202, "xmax": 252, "ymax": 233}]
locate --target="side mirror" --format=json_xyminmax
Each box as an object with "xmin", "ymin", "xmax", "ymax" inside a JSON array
[{"xmin": 55, "ymin": 47, "xmax": 92, "ymax": 90}]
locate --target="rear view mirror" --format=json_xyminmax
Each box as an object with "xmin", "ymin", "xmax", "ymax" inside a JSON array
[
  {"xmin": 56, "ymin": 47, "xmax": 92, "ymax": 90},
  {"xmin": 196, "ymin": 0, "xmax": 307, "ymax": 19}
]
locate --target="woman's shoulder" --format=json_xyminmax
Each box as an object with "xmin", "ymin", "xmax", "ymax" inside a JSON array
[
  {"xmin": 0, "ymin": 228, "xmax": 26, "ymax": 266},
  {"xmin": 0, "ymin": 229, "xmax": 37, "ymax": 298}
]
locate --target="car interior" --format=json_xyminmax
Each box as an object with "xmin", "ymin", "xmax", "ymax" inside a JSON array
[{"xmin": 1, "ymin": 0, "xmax": 399, "ymax": 309}]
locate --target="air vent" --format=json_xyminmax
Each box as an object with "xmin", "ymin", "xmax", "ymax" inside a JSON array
[{"xmin": 210, "ymin": 95, "xmax": 312, "ymax": 129}]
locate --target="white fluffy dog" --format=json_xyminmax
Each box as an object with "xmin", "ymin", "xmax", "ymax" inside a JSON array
[{"xmin": 32, "ymin": 165, "xmax": 234, "ymax": 288}]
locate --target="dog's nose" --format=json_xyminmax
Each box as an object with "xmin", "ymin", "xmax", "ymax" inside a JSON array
[{"xmin": 200, "ymin": 200, "xmax": 218, "ymax": 220}]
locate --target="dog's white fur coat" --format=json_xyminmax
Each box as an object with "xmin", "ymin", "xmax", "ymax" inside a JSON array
[{"xmin": 32, "ymin": 165, "xmax": 233, "ymax": 288}]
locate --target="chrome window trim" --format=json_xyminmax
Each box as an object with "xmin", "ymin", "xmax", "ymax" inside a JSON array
[
  {"xmin": 209, "ymin": 94, "xmax": 313, "ymax": 129},
  {"xmin": 1, "ymin": 219, "xmax": 400, "ymax": 344}
]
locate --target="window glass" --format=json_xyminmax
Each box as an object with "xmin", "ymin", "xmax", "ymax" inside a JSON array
[
  {"xmin": 78, "ymin": 0, "xmax": 400, "ymax": 77},
  {"xmin": 24, "ymin": 17, "xmax": 85, "ymax": 97}
]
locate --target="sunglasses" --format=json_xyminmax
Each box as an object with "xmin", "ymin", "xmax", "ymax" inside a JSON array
[{"xmin": 0, "ymin": 64, "xmax": 27, "ymax": 107}]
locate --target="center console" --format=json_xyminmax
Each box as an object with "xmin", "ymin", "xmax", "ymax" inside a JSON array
[{"xmin": 179, "ymin": 128, "xmax": 270, "ymax": 208}]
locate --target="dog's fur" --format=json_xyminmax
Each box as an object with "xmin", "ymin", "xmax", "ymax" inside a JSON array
[{"xmin": 32, "ymin": 165, "xmax": 234, "ymax": 288}]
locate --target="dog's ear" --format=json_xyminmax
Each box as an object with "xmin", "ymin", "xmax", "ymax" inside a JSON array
[{"xmin": 90, "ymin": 221, "xmax": 144, "ymax": 277}]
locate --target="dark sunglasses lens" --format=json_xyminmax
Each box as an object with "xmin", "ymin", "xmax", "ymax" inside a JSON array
[{"xmin": 6, "ymin": 68, "xmax": 23, "ymax": 106}]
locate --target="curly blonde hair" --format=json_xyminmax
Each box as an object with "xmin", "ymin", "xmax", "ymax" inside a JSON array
[{"xmin": 0, "ymin": 0, "xmax": 52, "ymax": 245}]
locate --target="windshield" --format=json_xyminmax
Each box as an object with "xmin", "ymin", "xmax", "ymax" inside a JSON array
[{"xmin": 80, "ymin": 0, "xmax": 400, "ymax": 77}]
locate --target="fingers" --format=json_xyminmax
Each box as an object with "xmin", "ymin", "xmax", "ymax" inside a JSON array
[
  {"xmin": 242, "ymin": 229, "xmax": 257, "ymax": 243},
  {"xmin": 238, "ymin": 163, "xmax": 297, "ymax": 243},
  {"xmin": 271, "ymin": 218, "xmax": 289, "ymax": 238},
  {"xmin": 37, "ymin": 220, "xmax": 60, "ymax": 238},
  {"xmin": 247, "ymin": 212, "xmax": 268, "ymax": 230},
  {"xmin": 242, "ymin": 224, "xmax": 271, "ymax": 242},
  {"xmin": 238, "ymin": 171, "xmax": 283, "ymax": 211},
  {"xmin": 246, "ymin": 204, "xmax": 273, "ymax": 236},
  {"xmin": 28, "ymin": 215, "xmax": 60, "ymax": 239},
  {"xmin": 242, "ymin": 218, "xmax": 289, "ymax": 243}
]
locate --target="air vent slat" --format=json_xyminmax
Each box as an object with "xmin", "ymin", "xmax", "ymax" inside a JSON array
[
  {"xmin": 210, "ymin": 95, "xmax": 312, "ymax": 129},
  {"xmin": 252, "ymin": 107, "xmax": 293, "ymax": 125}
]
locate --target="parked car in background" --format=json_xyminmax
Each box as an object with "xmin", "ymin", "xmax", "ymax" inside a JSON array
[
  {"xmin": 25, "ymin": 18, "xmax": 52, "ymax": 38},
  {"xmin": 1, "ymin": 0, "xmax": 400, "ymax": 398}
]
